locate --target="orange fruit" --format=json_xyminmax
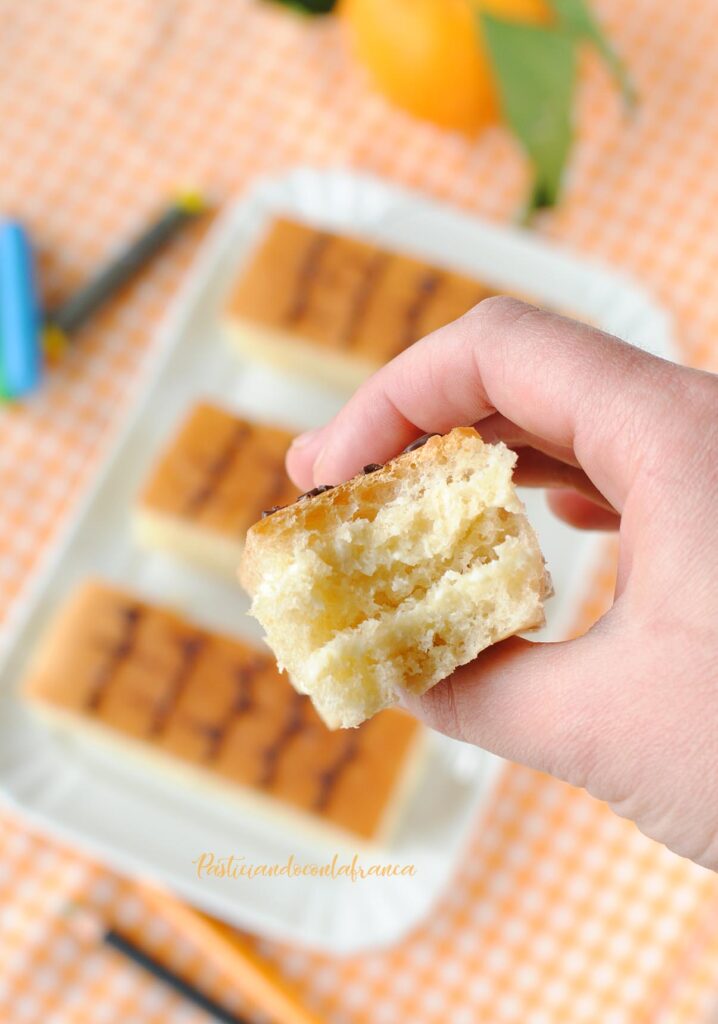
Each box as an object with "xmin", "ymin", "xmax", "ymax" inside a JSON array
[{"xmin": 341, "ymin": 0, "xmax": 552, "ymax": 133}]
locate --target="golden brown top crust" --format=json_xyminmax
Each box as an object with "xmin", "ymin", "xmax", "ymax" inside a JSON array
[
  {"xmin": 240, "ymin": 428, "xmax": 480, "ymax": 595},
  {"xmin": 226, "ymin": 217, "xmax": 497, "ymax": 364},
  {"xmin": 138, "ymin": 401, "xmax": 299, "ymax": 537},
  {"xmin": 23, "ymin": 581, "xmax": 421, "ymax": 839}
]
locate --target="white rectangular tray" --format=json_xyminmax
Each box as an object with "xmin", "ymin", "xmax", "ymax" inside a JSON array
[{"xmin": 0, "ymin": 169, "xmax": 676, "ymax": 953}]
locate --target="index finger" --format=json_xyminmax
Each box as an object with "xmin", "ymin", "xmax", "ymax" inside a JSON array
[{"xmin": 286, "ymin": 297, "xmax": 676, "ymax": 512}]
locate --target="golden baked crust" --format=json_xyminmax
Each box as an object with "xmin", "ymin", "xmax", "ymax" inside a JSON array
[
  {"xmin": 241, "ymin": 428, "xmax": 551, "ymax": 729},
  {"xmin": 135, "ymin": 402, "xmax": 299, "ymax": 574},
  {"xmin": 224, "ymin": 218, "xmax": 499, "ymax": 389},
  {"xmin": 22, "ymin": 581, "xmax": 423, "ymax": 841},
  {"xmin": 139, "ymin": 401, "xmax": 298, "ymax": 539}
]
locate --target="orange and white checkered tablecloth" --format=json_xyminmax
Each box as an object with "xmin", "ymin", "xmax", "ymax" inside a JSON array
[{"xmin": 1, "ymin": 1, "xmax": 718, "ymax": 1021}]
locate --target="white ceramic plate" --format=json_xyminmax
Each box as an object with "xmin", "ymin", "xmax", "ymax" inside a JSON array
[{"xmin": 0, "ymin": 169, "xmax": 676, "ymax": 953}]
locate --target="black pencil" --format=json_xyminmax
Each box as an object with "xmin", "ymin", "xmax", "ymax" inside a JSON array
[
  {"xmin": 43, "ymin": 191, "xmax": 208, "ymax": 353},
  {"xmin": 66, "ymin": 904, "xmax": 249, "ymax": 1024}
]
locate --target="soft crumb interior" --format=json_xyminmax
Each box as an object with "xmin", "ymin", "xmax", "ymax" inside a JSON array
[
  {"xmin": 250, "ymin": 435, "xmax": 546, "ymax": 727},
  {"xmin": 295, "ymin": 504, "xmax": 517, "ymax": 646}
]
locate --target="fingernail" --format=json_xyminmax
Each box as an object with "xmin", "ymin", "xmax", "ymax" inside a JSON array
[
  {"xmin": 312, "ymin": 442, "xmax": 330, "ymax": 483},
  {"xmin": 290, "ymin": 427, "xmax": 322, "ymax": 451}
]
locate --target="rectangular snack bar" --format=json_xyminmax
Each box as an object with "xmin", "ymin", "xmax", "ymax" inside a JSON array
[
  {"xmin": 224, "ymin": 217, "xmax": 501, "ymax": 390},
  {"xmin": 135, "ymin": 402, "xmax": 299, "ymax": 577},
  {"xmin": 22, "ymin": 581, "xmax": 424, "ymax": 843}
]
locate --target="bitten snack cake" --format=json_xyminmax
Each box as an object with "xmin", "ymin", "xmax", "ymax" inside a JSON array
[
  {"xmin": 224, "ymin": 217, "xmax": 502, "ymax": 391},
  {"xmin": 241, "ymin": 428, "xmax": 551, "ymax": 729},
  {"xmin": 22, "ymin": 581, "xmax": 423, "ymax": 843},
  {"xmin": 135, "ymin": 402, "xmax": 299, "ymax": 576}
]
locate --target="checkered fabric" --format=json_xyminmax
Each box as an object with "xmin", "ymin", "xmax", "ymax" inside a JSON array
[{"xmin": 1, "ymin": 1, "xmax": 718, "ymax": 1021}]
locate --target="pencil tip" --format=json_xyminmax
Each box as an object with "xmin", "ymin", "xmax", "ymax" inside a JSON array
[{"xmin": 174, "ymin": 190, "xmax": 210, "ymax": 216}]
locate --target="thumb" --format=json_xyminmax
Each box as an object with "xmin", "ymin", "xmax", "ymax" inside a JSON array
[{"xmin": 402, "ymin": 619, "xmax": 621, "ymax": 790}]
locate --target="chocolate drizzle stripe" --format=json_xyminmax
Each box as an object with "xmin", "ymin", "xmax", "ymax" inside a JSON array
[
  {"xmin": 261, "ymin": 504, "xmax": 283, "ymax": 520},
  {"xmin": 402, "ymin": 432, "xmax": 439, "ymax": 454},
  {"xmin": 194, "ymin": 657, "xmax": 263, "ymax": 761},
  {"xmin": 254, "ymin": 463, "xmax": 292, "ymax": 529},
  {"xmin": 260, "ymin": 434, "xmax": 444, "ymax": 518},
  {"xmin": 284, "ymin": 232, "xmax": 330, "ymax": 325},
  {"xmin": 314, "ymin": 733, "xmax": 360, "ymax": 811},
  {"xmin": 262, "ymin": 482, "xmax": 335, "ymax": 518},
  {"xmin": 258, "ymin": 691, "xmax": 306, "ymax": 787},
  {"xmin": 87, "ymin": 605, "xmax": 143, "ymax": 712},
  {"xmin": 184, "ymin": 422, "xmax": 251, "ymax": 517},
  {"xmin": 399, "ymin": 270, "xmax": 443, "ymax": 353},
  {"xmin": 297, "ymin": 484, "xmax": 334, "ymax": 501},
  {"xmin": 148, "ymin": 634, "xmax": 205, "ymax": 737},
  {"xmin": 340, "ymin": 251, "xmax": 390, "ymax": 349}
]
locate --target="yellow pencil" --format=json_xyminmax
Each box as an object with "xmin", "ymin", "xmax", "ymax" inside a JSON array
[{"xmin": 139, "ymin": 885, "xmax": 325, "ymax": 1024}]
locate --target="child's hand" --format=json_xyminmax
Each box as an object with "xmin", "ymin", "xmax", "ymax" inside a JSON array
[{"xmin": 287, "ymin": 297, "xmax": 718, "ymax": 868}]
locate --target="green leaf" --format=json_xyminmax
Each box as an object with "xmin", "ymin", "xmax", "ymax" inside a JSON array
[
  {"xmin": 548, "ymin": 0, "xmax": 636, "ymax": 108},
  {"xmin": 480, "ymin": 14, "xmax": 576, "ymax": 221},
  {"xmin": 267, "ymin": 0, "xmax": 337, "ymax": 14}
]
